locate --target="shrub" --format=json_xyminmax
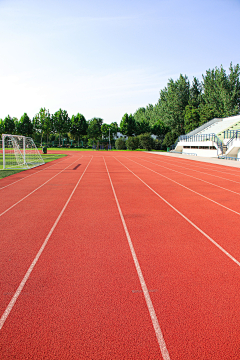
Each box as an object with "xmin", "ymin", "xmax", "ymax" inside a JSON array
[
  {"xmin": 138, "ymin": 133, "xmax": 154, "ymax": 151},
  {"xmin": 42, "ymin": 146, "xmax": 47, "ymax": 154},
  {"xmin": 153, "ymin": 138, "xmax": 163, "ymax": 150},
  {"xmin": 162, "ymin": 131, "xmax": 179, "ymax": 149},
  {"xmin": 126, "ymin": 136, "xmax": 139, "ymax": 150},
  {"xmin": 115, "ymin": 138, "xmax": 127, "ymax": 150}
]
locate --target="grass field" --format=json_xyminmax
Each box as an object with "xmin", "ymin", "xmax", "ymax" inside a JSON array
[
  {"xmin": 38, "ymin": 147, "xmax": 166, "ymax": 152},
  {"xmin": 0, "ymin": 153, "xmax": 67, "ymax": 179}
]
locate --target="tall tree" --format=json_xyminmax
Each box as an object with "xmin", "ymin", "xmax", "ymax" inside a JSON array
[
  {"xmin": 156, "ymin": 74, "xmax": 190, "ymax": 136},
  {"xmin": 184, "ymin": 106, "xmax": 200, "ymax": 133},
  {"xmin": 3, "ymin": 115, "xmax": 15, "ymax": 134},
  {"xmin": 120, "ymin": 113, "xmax": 136, "ymax": 136},
  {"xmin": 184, "ymin": 77, "xmax": 202, "ymax": 133},
  {"xmin": 87, "ymin": 118, "xmax": 103, "ymax": 143},
  {"xmin": 33, "ymin": 108, "xmax": 51, "ymax": 145},
  {"xmin": 53, "ymin": 109, "xmax": 70, "ymax": 146},
  {"xmin": 0, "ymin": 119, "xmax": 4, "ymax": 135},
  {"xmin": 70, "ymin": 113, "xmax": 88, "ymax": 146},
  {"xmin": 101, "ymin": 122, "xmax": 118, "ymax": 142},
  {"xmin": 151, "ymin": 120, "xmax": 168, "ymax": 137},
  {"xmin": 17, "ymin": 113, "xmax": 33, "ymax": 137},
  {"xmin": 200, "ymin": 63, "xmax": 240, "ymax": 124},
  {"xmin": 110, "ymin": 122, "xmax": 118, "ymax": 138},
  {"xmin": 101, "ymin": 123, "xmax": 110, "ymax": 139}
]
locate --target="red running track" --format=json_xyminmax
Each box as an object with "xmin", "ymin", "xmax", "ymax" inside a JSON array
[{"xmin": 1, "ymin": 151, "xmax": 240, "ymax": 359}]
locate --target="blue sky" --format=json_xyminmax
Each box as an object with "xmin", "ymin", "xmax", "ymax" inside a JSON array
[{"xmin": 0, "ymin": 0, "xmax": 239, "ymax": 124}]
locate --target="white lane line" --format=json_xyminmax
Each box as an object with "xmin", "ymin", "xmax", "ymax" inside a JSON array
[
  {"xmin": 0, "ymin": 156, "xmax": 93, "ymax": 331},
  {"xmin": 123, "ymin": 157, "xmax": 240, "ymax": 218},
  {"xmin": 145, "ymin": 154, "xmax": 240, "ymax": 180},
  {"xmin": 0, "ymin": 155, "xmax": 73, "ymax": 190},
  {"xmin": 0, "ymin": 156, "xmax": 83, "ymax": 218},
  {"xmin": 130, "ymin": 156, "xmax": 240, "ymax": 196},
  {"xmin": 115, "ymin": 157, "xmax": 240, "ymax": 268},
  {"xmin": 103, "ymin": 157, "xmax": 171, "ymax": 360}
]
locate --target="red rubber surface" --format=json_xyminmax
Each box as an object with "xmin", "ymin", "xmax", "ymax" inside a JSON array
[{"xmin": 1, "ymin": 151, "xmax": 240, "ymax": 359}]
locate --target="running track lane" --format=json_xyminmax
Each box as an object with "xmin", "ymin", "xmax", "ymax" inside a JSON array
[
  {"xmin": 106, "ymin": 155, "xmax": 240, "ymax": 359},
  {"xmin": 0, "ymin": 156, "xmax": 91, "ymax": 315},
  {"xmin": 0, "ymin": 155, "xmax": 79, "ymax": 214},
  {"xmin": 145, "ymin": 152, "xmax": 240, "ymax": 179},
  {"xmin": 0, "ymin": 155, "xmax": 164, "ymax": 359},
  {"xmin": 1, "ymin": 152, "xmax": 240, "ymax": 359},
  {"xmin": 134, "ymin": 154, "xmax": 240, "ymax": 194},
  {"xmin": 117, "ymin": 155, "xmax": 240, "ymax": 261}
]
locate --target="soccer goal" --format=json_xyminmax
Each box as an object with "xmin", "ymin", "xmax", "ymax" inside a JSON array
[{"xmin": 1, "ymin": 134, "xmax": 45, "ymax": 170}]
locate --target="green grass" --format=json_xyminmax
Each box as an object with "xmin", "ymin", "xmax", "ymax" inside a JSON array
[
  {"xmin": 38, "ymin": 147, "xmax": 93, "ymax": 151},
  {"xmin": 0, "ymin": 154, "xmax": 67, "ymax": 180},
  {"xmin": 44, "ymin": 147, "xmax": 162, "ymax": 152}
]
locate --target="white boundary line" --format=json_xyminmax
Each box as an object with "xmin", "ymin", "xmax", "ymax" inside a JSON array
[
  {"xmin": 103, "ymin": 157, "xmax": 171, "ymax": 360},
  {"xmin": 114, "ymin": 157, "xmax": 240, "ymax": 268},
  {"xmin": 130, "ymin": 156, "xmax": 240, "ymax": 196},
  {"xmin": 0, "ymin": 156, "xmax": 93, "ymax": 331},
  {"xmin": 0, "ymin": 156, "xmax": 83, "ymax": 218},
  {"xmin": 0, "ymin": 155, "xmax": 72, "ymax": 190},
  {"xmin": 145, "ymin": 154, "xmax": 240, "ymax": 180},
  {"xmin": 124, "ymin": 157, "xmax": 240, "ymax": 218}
]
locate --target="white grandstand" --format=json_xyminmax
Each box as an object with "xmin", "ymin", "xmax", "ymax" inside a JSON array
[{"xmin": 172, "ymin": 114, "xmax": 240, "ymax": 158}]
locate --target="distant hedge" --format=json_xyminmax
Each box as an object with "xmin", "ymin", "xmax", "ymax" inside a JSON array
[
  {"xmin": 115, "ymin": 138, "xmax": 127, "ymax": 150},
  {"xmin": 126, "ymin": 136, "xmax": 139, "ymax": 150}
]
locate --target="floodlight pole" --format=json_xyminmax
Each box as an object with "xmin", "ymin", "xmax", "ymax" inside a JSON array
[{"xmin": 109, "ymin": 128, "xmax": 111, "ymax": 150}]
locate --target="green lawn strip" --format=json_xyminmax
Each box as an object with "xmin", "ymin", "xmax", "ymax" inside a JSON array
[
  {"xmin": 42, "ymin": 148, "xmax": 166, "ymax": 152},
  {"xmin": 39, "ymin": 148, "xmax": 94, "ymax": 151},
  {"xmin": 0, "ymin": 154, "xmax": 67, "ymax": 179}
]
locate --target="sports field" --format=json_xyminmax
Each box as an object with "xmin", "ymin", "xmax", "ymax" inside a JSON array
[{"xmin": 1, "ymin": 150, "xmax": 240, "ymax": 359}]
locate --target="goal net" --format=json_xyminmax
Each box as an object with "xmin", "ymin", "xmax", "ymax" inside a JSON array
[{"xmin": 1, "ymin": 134, "xmax": 44, "ymax": 170}]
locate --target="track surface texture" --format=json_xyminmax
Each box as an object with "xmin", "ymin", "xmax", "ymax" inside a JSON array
[{"xmin": 1, "ymin": 151, "xmax": 240, "ymax": 359}]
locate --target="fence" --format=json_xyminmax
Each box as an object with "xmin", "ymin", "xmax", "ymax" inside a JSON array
[
  {"xmin": 223, "ymin": 130, "xmax": 240, "ymax": 139},
  {"xmin": 218, "ymin": 155, "xmax": 240, "ymax": 161},
  {"xmin": 171, "ymin": 133, "xmax": 223, "ymax": 152}
]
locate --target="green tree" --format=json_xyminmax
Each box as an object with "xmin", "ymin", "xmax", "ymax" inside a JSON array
[
  {"xmin": 101, "ymin": 123, "xmax": 110, "ymax": 139},
  {"xmin": 162, "ymin": 131, "xmax": 179, "ymax": 148},
  {"xmin": 110, "ymin": 122, "xmax": 118, "ymax": 138},
  {"xmin": 120, "ymin": 113, "xmax": 136, "ymax": 136},
  {"xmin": 70, "ymin": 113, "xmax": 88, "ymax": 146},
  {"xmin": 44, "ymin": 114, "xmax": 53, "ymax": 145},
  {"xmin": 184, "ymin": 105, "xmax": 200, "ymax": 133},
  {"xmin": 183, "ymin": 77, "xmax": 202, "ymax": 133},
  {"xmin": 0, "ymin": 119, "xmax": 4, "ymax": 135},
  {"xmin": 87, "ymin": 117, "xmax": 103, "ymax": 143},
  {"xmin": 156, "ymin": 74, "xmax": 190, "ymax": 136},
  {"xmin": 101, "ymin": 122, "xmax": 118, "ymax": 142},
  {"xmin": 53, "ymin": 109, "xmax": 70, "ymax": 146},
  {"xmin": 115, "ymin": 138, "xmax": 126, "ymax": 150},
  {"xmin": 138, "ymin": 133, "xmax": 154, "ymax": 150},
  {"xmin": 133, "ymin": 107, "xmax": 151, "ymax": 135},
  {"xmin": 126, "ymin": 136, "xmax": 139, "ymax": 150},
  {"xmin": 3, "ymin": 115, "xmax": 15, "ymax": 134},
  {"xmin": 17, "ymin": 113, "xmax": 33, "ymax": 137},
  {"xmin": 151, "ymin": 120, "xmax": 168, "ymax": 137},
  {"xmin": 135, "ymin": 119, "xmax": 151, "ymax": 135},
  {"xmin": 33, "ymin": 108, "xmax": 51, "ymax": 145},
  {"xmin": 200, "ymin": 63, "xmax": 240, "ymax": 124}
]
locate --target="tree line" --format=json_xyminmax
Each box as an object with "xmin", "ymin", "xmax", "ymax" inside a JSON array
[
  {"xmin": 120, "ymin": 62, "xmax": 240, "ymax": 147},
  {"xmin": 1, "ymin": 62, "xmax": 239, "ymax": 150},
  {"xmin": 0, "ymin": 110, "xmax": 119, "ymax": 148}
]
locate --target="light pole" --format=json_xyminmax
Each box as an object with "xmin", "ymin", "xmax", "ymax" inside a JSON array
[{"xmin": 109, "ymin": 128, "xmax": 111, "ymax": 150}]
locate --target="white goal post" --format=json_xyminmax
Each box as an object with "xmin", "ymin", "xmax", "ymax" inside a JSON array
[{"xmin": 2, "ymin": 134, "xmax": 45, "ymax": 170}]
